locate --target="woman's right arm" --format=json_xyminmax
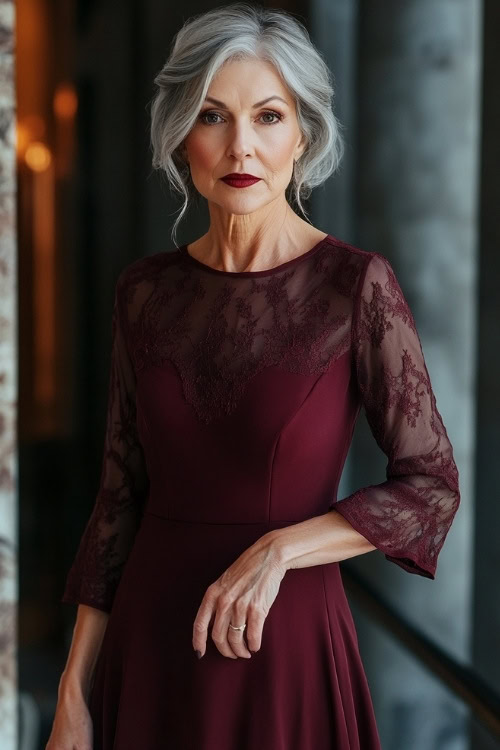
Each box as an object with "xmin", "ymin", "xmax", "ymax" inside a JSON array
[
  {"xmin": 59, "ymin": 604, "xmax": 109, "ymax": 704},
  {"xmin": 46, "ymin": 605, "xmax": 109, "ymax": 749},
  {"xmin": 49, "ymin": 267, "xmax": 149, "ymax": 747},
  {"xmin": 61, "ymin": 270, "xmax": 149, "ymax": 615}
]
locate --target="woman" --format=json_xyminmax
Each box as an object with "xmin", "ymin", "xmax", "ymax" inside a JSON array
[{"xmin": 48, "ymin": 3, "xmax": 461, "ymax": 749}]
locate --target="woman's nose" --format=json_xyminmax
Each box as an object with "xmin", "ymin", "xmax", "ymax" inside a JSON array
[{"xmin": 225, "ymin": 120, "xmax": 255, "ymax": 160}]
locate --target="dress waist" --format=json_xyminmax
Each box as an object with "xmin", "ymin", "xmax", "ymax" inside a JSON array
[{"xmin": 142, "ymin": 510, "xmax": 300, "ymax": 530}]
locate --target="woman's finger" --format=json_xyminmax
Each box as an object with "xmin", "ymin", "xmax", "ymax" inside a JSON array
[
  {"xmin": 192, "ymin": 585, "xmax": 216, "ymax": 657},
  {"xmin": 243, "ymin": 603, "xmax": 267, "ymax": 653},
  {"xmin": 226, "ymin": 601, "xmax": 253, "ymax": 658},
  {"xmin": 210, "ymin": 594, "xmax": 241, "ymax": 658},
  {"xmin": 227, "ymin": 625, "xmax": 251, "ymax": 658}
]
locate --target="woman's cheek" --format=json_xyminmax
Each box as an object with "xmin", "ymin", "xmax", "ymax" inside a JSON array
[{"xmin": 185, "ymin": 130, "xmax": 219, "ymax": 167}]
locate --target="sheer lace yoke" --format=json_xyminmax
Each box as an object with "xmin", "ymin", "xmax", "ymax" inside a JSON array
[{"xmin": 122, "ymin": 236, "xmax": 362, "ymax": 424}]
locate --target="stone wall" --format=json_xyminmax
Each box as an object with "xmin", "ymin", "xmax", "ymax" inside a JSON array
[{"xmin": 0, "ymin": 1, "xmax": 17, "ymax": 747}]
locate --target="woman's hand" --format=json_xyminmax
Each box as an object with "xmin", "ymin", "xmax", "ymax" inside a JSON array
[
  {"xmin": 45, "ymin": 687, "xmax": 93, "ymax": 750},
  {"xmin": 192, "ymin": 533, "xmax": 286, "ymax": 659}
]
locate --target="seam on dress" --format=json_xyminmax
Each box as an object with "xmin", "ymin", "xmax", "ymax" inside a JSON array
[
  {"xmin": 267, "ymin": 351, "xmax": 350, "ymax": 523},
  {"xmin": 268, "ymin": 372, "xmax": 324, "ymax": 523},
  {"xmin": 321, "ymin": 565, "xmax": 352, "ymax": 749},
  {"xmin": 350, "ymin": 253, "xmax": 375, "ymax": 365}
]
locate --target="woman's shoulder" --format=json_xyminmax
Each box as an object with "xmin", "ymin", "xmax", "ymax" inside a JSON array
[
  {"xmin": 326, "ymin": 236, "xmax": 402, "ymax": 287},
  {"xmin": 323, "ymin": 233, "xmax": 379, "ymax": 264},
  {"xmin": 320, "ymin": 234, "xmax": 388, "ymax": 297},
  {"xmin": 115, "ymin": 248, "xmax": 180, "ymax": 293}
]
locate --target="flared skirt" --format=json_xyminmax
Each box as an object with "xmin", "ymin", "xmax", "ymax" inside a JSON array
[{"xmin": 88, "ymin": 511, "xmax": 381, "ymax": 749}]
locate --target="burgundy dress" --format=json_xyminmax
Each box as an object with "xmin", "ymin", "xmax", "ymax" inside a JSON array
[{"xmin": 61, "ymin": 233, "xmax": 460, "ymax": 750}]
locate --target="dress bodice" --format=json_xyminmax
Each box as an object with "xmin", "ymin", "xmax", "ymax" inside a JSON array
[{"xmin": 62, "ymin": 234, "xmax": 460, "ymax": 613}]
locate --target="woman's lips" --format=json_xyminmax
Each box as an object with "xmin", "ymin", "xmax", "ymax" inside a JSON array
[{"xmin": 221, "ymin": 176, "xmax": 262, "ymax": 188}]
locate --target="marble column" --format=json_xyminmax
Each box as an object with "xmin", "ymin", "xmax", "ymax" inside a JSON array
[
  {"xmin": 312, "ymin": 1, "xmax": 481, "ymax": 748},
  {"xmin": 0, "ymin": 1, "xmax": 17, "ymax": 748}
]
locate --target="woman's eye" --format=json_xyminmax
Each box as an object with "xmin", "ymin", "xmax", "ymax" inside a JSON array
[
  {"xmin": 260, "ymin": 111, "xmax": 282, "ymax": 124},
  {"xmin": 198, "ymin": 110, "xmax": 283, "ymax": 125},
  {"xmin": 199, "ymin": 112, "xmax": 223, "ymax": 125}
]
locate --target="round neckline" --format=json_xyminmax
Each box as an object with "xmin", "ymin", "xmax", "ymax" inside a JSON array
[{"xmin": 177, "ymin": 233, "xmax": 331, "ymax": 277}]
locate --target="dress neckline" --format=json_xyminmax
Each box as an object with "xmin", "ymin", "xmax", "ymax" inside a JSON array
[{"xmin": 177, "ymin": 233, "xmax": 331, "ymax": 277}]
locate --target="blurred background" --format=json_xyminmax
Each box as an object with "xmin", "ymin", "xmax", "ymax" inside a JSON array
[{"xmin": 1, "ymin": 0, "xmax": 498, "ymax": 748}]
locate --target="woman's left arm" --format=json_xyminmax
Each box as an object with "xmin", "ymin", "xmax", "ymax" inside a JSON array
[
  {"xmin": 193, "ymin": 253, "xmax": 461, "ymax": 659},
  {"xmin": 268, "ymin": 252, "xmax": 461, "ymax": 579}
]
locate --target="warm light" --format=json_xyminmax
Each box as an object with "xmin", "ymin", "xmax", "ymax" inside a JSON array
[
  {"xmin": 25, "ymin": 142, "xmax": 52, "ymax": 172},
  {"xmin": 16, "ymin": 122, "xmax": 31, "ymax": 155},
  {"xmin": 53, "ymin": 84, "xmax": 78, "ymax": 119},
  {"xmin": 16, "ymin": 114, "xmax": 46, "ymax": 158},
  {"xmin": 22, "ymin": 113, "xmax": 46, "ymax": 139}
]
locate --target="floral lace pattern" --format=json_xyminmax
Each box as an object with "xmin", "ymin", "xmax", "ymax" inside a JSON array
[
  {"xmin": 332, "ymin": 253, "xmax": 460, "ymax": 578},
  {"xmin": 62, "ymin": 277, "xmax": 150, "ymax": 613},
  {"xmin": 123, "ymin": 242, "xmax": 362, "ymax": 424},
  {"xmin": 61, "ymin": 238, "xmax": 460, "ymax": 612}
]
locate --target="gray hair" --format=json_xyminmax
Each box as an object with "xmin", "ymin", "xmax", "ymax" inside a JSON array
[{"xmin": 149, "ymin": 2, "xmax": 344, "ymax": 245}]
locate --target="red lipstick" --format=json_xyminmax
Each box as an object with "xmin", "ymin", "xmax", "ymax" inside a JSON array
[{"xmin": 221, "ymin": 173, "xmax": 261, "ymax": 188}]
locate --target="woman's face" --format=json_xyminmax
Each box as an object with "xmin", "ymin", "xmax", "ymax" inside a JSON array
[{"xmin": 182, "ymin": 57, "xmax": 306, "ymax": 215}]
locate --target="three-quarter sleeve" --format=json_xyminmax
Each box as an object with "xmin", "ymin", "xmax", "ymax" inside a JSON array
[
  {"xmin": 333, "ymin": 252, "xmax": 460, "ymax": 579},
  {"xmin": 61, "ymin": 271, "xmax": 149, "ymax": 613}
]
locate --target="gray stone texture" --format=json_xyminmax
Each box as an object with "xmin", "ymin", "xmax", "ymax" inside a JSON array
[
  {"xmin": 0, "ymin": 1, "xmax": 17, "ymax": 748},
  {"xmin": 312, "ymin": 1, "xmax": 482, "ymax": 748}
]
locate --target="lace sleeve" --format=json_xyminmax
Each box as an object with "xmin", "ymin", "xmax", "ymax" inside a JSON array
[
  {"xmin": 333, "ymin": 253, "xmax": 460, "ymax": 579},
  {"xmin": 61, "ymin": 270, "xmax": 149, "ymax": 613}
]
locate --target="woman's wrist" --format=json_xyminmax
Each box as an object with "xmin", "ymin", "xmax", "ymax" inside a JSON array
[
  {"xmin": 257, "ymin": 528, "xmax": 296, "ymax": 571},
  {"xmin": 261, "ymin": 511, "xmax": 376, "ymax": 571},
  {"xmin": 58, "ymin": 669, "xmax": 92, "ymax": 705}
]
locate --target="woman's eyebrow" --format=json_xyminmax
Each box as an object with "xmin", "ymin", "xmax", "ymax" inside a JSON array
[{"xmin": 203, "ymin": 95, "xmax": 289, "ymax": 108}]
